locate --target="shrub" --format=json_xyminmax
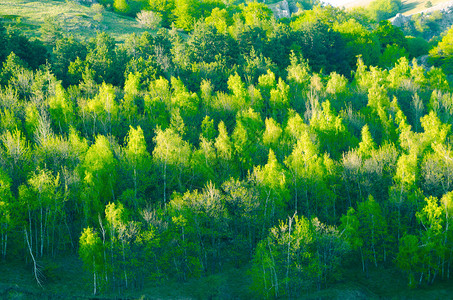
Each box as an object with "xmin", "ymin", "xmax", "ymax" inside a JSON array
[{"xmin": 136, "ymin": 10, "xmax": 162, "ymax": 30}]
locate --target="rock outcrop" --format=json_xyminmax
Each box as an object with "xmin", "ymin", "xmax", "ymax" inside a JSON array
[
  {"xmin": 271, "ymin": 0, "xmax": 299, "ymax": 19},
  {"xmin": 391, "ymin": 13, "xmax": 410, "ymax": 27}
]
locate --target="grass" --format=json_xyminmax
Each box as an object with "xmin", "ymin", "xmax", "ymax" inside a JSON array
[
  {"xmin": 341, "ymin": 0, "xmax": 452, "ymax": 16},
  {"xmin": 1, "ymin": 253, "xmax": 453, "ymax": 299},
  {"xmin": 0, "ymin": 255, "xmax": 253, "ymax": 299},
  {"xmin": 399, "ymin": 0, "xmax": 451, "ymax": 15},
  {"xmin": 0, "ymin": 0, "xmax": 151, "ymax": 42}
]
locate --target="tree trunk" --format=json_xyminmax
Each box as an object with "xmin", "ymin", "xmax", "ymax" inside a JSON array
[
  {"xmin": 93, "ymin": 258, "xmax": 97, "ymax": 295},
  {"xmin": 286, "ymin": 215, "xmax": 294, "ymax": 296},
  {"xmin": 24, "ymin": 227, "xmax": 42, "ymax": 287}
]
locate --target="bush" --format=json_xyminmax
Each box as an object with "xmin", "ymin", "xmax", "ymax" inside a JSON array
[
  {"xmin": 406, "ymin": 36, "xmax": 430, "ymax": 58},
  {"xmin": 91, "ymin": 4, "xmax": 105, "ymax": 22},
  {"xmin": 368, "ymin": 0, "xmax": 402, "ymax": 22},
  {"xmin": 136, "ymin": 10, "xmax": 162, "ymax": 30}
]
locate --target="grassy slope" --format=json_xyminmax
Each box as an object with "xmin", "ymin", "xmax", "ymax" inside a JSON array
[
  {"xmin": 1, "ymin": 0, "xmax": 453, "ymax": 299},
  {"xmin": 1, "ymin": 255, "xmax": 453, "ymax": 299},
  {"xmin": 342, "ymin": 0, "xmax": 452, "ymax": 16},
  {"xmin": 0, "ymin": 256, "xmax": 252, "ymax": 299},
  {"xmin": 0, "ymin": 0, "xmax": 149, "ymax": 42}
]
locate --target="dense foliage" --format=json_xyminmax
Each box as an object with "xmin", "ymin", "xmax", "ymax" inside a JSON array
[{"xmin": 1, "ymin": 0, "xmax": 453, "ymax": 297}]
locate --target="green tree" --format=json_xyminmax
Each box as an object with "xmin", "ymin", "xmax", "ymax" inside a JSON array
[
  {"xmin": 0, "ymin": 168, "xmax": 14, "ymax": 259},
  {"xmin": 152, "ymin": 127, "xmax": 191, "ymax": 203},
  {"xmin": 192, "ymin": 136, "xmax": 217, "ymax": 185},
  {"xmin": 284, "ymin": 130, "xmax": 336, "ymax": 219},
  {"xmin": 120, "ymin": 72, "xmax": 141, "ymax": 126},
  {"xmin": 51, "ymin": 35, "xmax": 87, "ymax": 86},
  {"xmin": 20, "ymin": 168, "xmax": 60, "ymax": 258},
  {"xmin": 114, "ymin": 0, "xmax": 130, "ymax": 14},
  {"xmin": 368, "ymin": 0, "xmax": 402, "ymax": 22},
  {"xmin": 242, "ymin": 1, "xmax": 273, "ymax": 29},
  {"xmin": 1, "ymin": 128, "xmax": 31, "ymax": 192},
  {"xmin": 123, "ymin": 126, "xmax": 150, "ymax": 208},
  {"xmin": 334, "ymin": 19, "xmax": 380, "ymax": 67},
  {"xmin": 358, "ymin": 124, "xmax": 376, "ymax": 158},
  {"xmin": 214, "ymin": 121, "xmax": 237, "ymax": 179},
  {"xmin": 39, "ymin": 17, "xmax": 63, "ymax": 47},
  {"xmin": 251, "ymin": 215, "xmax": 317, "ymax": 299},
  {"xmin": 415, "ymin": 196, "xmax": 445, "ymax": 284},
  {"xmin": 310, "ymin": 100, "xmax": 356, "ymax": 159},
  {"xmin": 173, "ymin": 0, "xmax": 197, "ymax": 31},
  {"xmin": 379, "ymin": 45, "xmax": 408, "ymax": 69},
  {"xmin": 205, "ymin": 8, "xmax": 230, "ymax": 34},
  {"xmin": 373, "ymin": 20, "xmax": 407, "ymax": 52},
  {"xmin": 81, "ymin": 135, "xmax": 117, "ymax": 224},
  {"xmin": 253, "ymin": 149, "xmax": 289, "ymax": 232},
  {"xmin": 396, "ymin": 234, "xmax": 421, "ymax": 287},
  {"xmin": 82, "ymin": 82, "xmax": 119, "ymax": 136},
  {"xmin": 79, "ymin": 227, "xmax": 103, "ymax": 295},
  {"xmin": 48, "ymin": 83, "xmax": 74, "ymax": 133},
  {"xmin": 232, "ymin": 108, "xmax": 264, "ymax": 173},
  {"xmin": 339, "ymin": 207, "xmax": 363, "ymax": 253},
  {"xmin": 86, "ymin": 32, "xmax": 122, "ymax": 85},
  {"xmin": 262, "ymin": 117, "xmax": 282, "ymax": 153},
  {"xmin": 429, "ymin": 25, "xmax": 453, "ymax": 73},
  {"xmin": 251, "ymin": 215, "xmax": 347, "ymax": 298},
  {"xmin": 357, "ymin": 195, "xmax": 389, "ymax": 272},
  {"xmin": 222, "ymin": 178, "xmax": 261, "ymax": 262}
]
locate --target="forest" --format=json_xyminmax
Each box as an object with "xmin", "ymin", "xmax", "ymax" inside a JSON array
[{"xmin": 1, "ymin": 0, "xmax": 453, "ymax": 298}]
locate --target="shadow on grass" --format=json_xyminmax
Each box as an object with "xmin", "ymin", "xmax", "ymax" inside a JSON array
[{"xmin": 399, "ymin": 1, "xmax": 420, "ymax": 14}]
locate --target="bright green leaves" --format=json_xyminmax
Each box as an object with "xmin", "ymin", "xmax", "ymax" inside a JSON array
[
  {"xmin": 105, "ymin": 201, "xmax": 126, "ymax": 232},
  {"xmin": 310, "ymin": 100, "xmax": 355, "ymax": 159},
  {"xmin": 1, "ymin": 128, "xmax": 31, "ymax": 191},
  {"xmin": 79, "ymin": 227, "xmax": 103, "ymax": 295},
  {"xmin": 152, "ymin": 126, "xmax": 191, "ymax": 202},
  {"xmin": 114, "ymin": 0, "xmax": 130, "ymax": 14},
  {"xmin": 420, "ymin": 111, "xmax": 451, "ymax": 149},
  {"xmin": 227, "ymin": 72, "xmax": 249, "ymax": 110},
  {"xmin": 333, "ymin": 19, "xmax": 380, "ymax": 67},
  {"xmin": 368, "ymin": 0, "xmax": 402, "ymax": 22},
  {"xmin": 173, "ymin": 0, "xmax": 197, "ymax": 31},
  {"xmin": 396, "ymin": 234, "xmax": 420, "ymax": 287},
  {"xmin": 0, "ymin": 168, "xmax": 14, "ymax": 258},
  {"xmin": 123, "ymin": 125, "xmax": 150, "ymax": 208},
  {"xmin": 82, "ymin": 82, "xmax": 119, "ymax": 136},
  {"xmin": 205, "ymin": 8, "xmax": 230, "ymax": 33},
  {"xmin": 358, "ymin": 124, "xmax": 376, "ymax": 158},
  {"xmin": 48, "ymin": 83, "xmax": 74, "ymax": 133},
  {"xmin": 251, "ymin": 215, "xmax": 348, "ymax": 298},
  {"xmin": 81, "ymin": 135, "xmax": 117, "ymax": 223},
  {"xmin": 253, "ymin": 149, "xmax": 289, "ymax": 224},
  {"xmin": 357, "ymin": 196, "xmax": 389, "ymax": 268},
  {"xmin": 241, "ymin": 1, "xmax": 273, "ymax": 29},
  {"xmin": 339, "ymin": 207, "xmax": 363, "ymax": 250},
  {"xmin": 124, "ymin": 126, "xmax": 149, "ymax": 168},
  {"xmin": 340, "ymin": 196, "xmax": 388, "ymax": 273},
  {"xmin": 284, "ymin": 128, "xmax": 337, "ymax": 218},
  {"xmin": 397, "ymin": 193, "xmax": 453, "ymax": 286},
  {"xmin": 262, "ymin": 117, "xmax": 282, "ymax": 150},
  {"xmin": 19, "ymin": 168, "xmax": 61, "ymax": 257},
  {"xmin": 232, "ymin": 108, "xmax": 264, "ymax": 171},
  {"xmin": 429, "ymin": 26, "xmax": 453, "ymax": 74},
  {"xmin": 121, "ymin": 72, "xmax": 141, "ymax": 123},
  {"xmin": 416, "ymin": 196, "xmax": 443, "ymax": 235},
  {"xmin": 214, "ymin": 120, "xmax": 233, "ymax": 161}
]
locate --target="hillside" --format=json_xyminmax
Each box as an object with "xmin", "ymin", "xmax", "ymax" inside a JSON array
[
  {"xmin": 326, "ymin": 0, "xmax": 453, "ymax": 16},
  {"xmin": 1, "ymin": 0, "xmax": 453, "ymax": 299},
  {"xmin": 0, "ymin": 0, "xmax": 148, "ymax": 42}
]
